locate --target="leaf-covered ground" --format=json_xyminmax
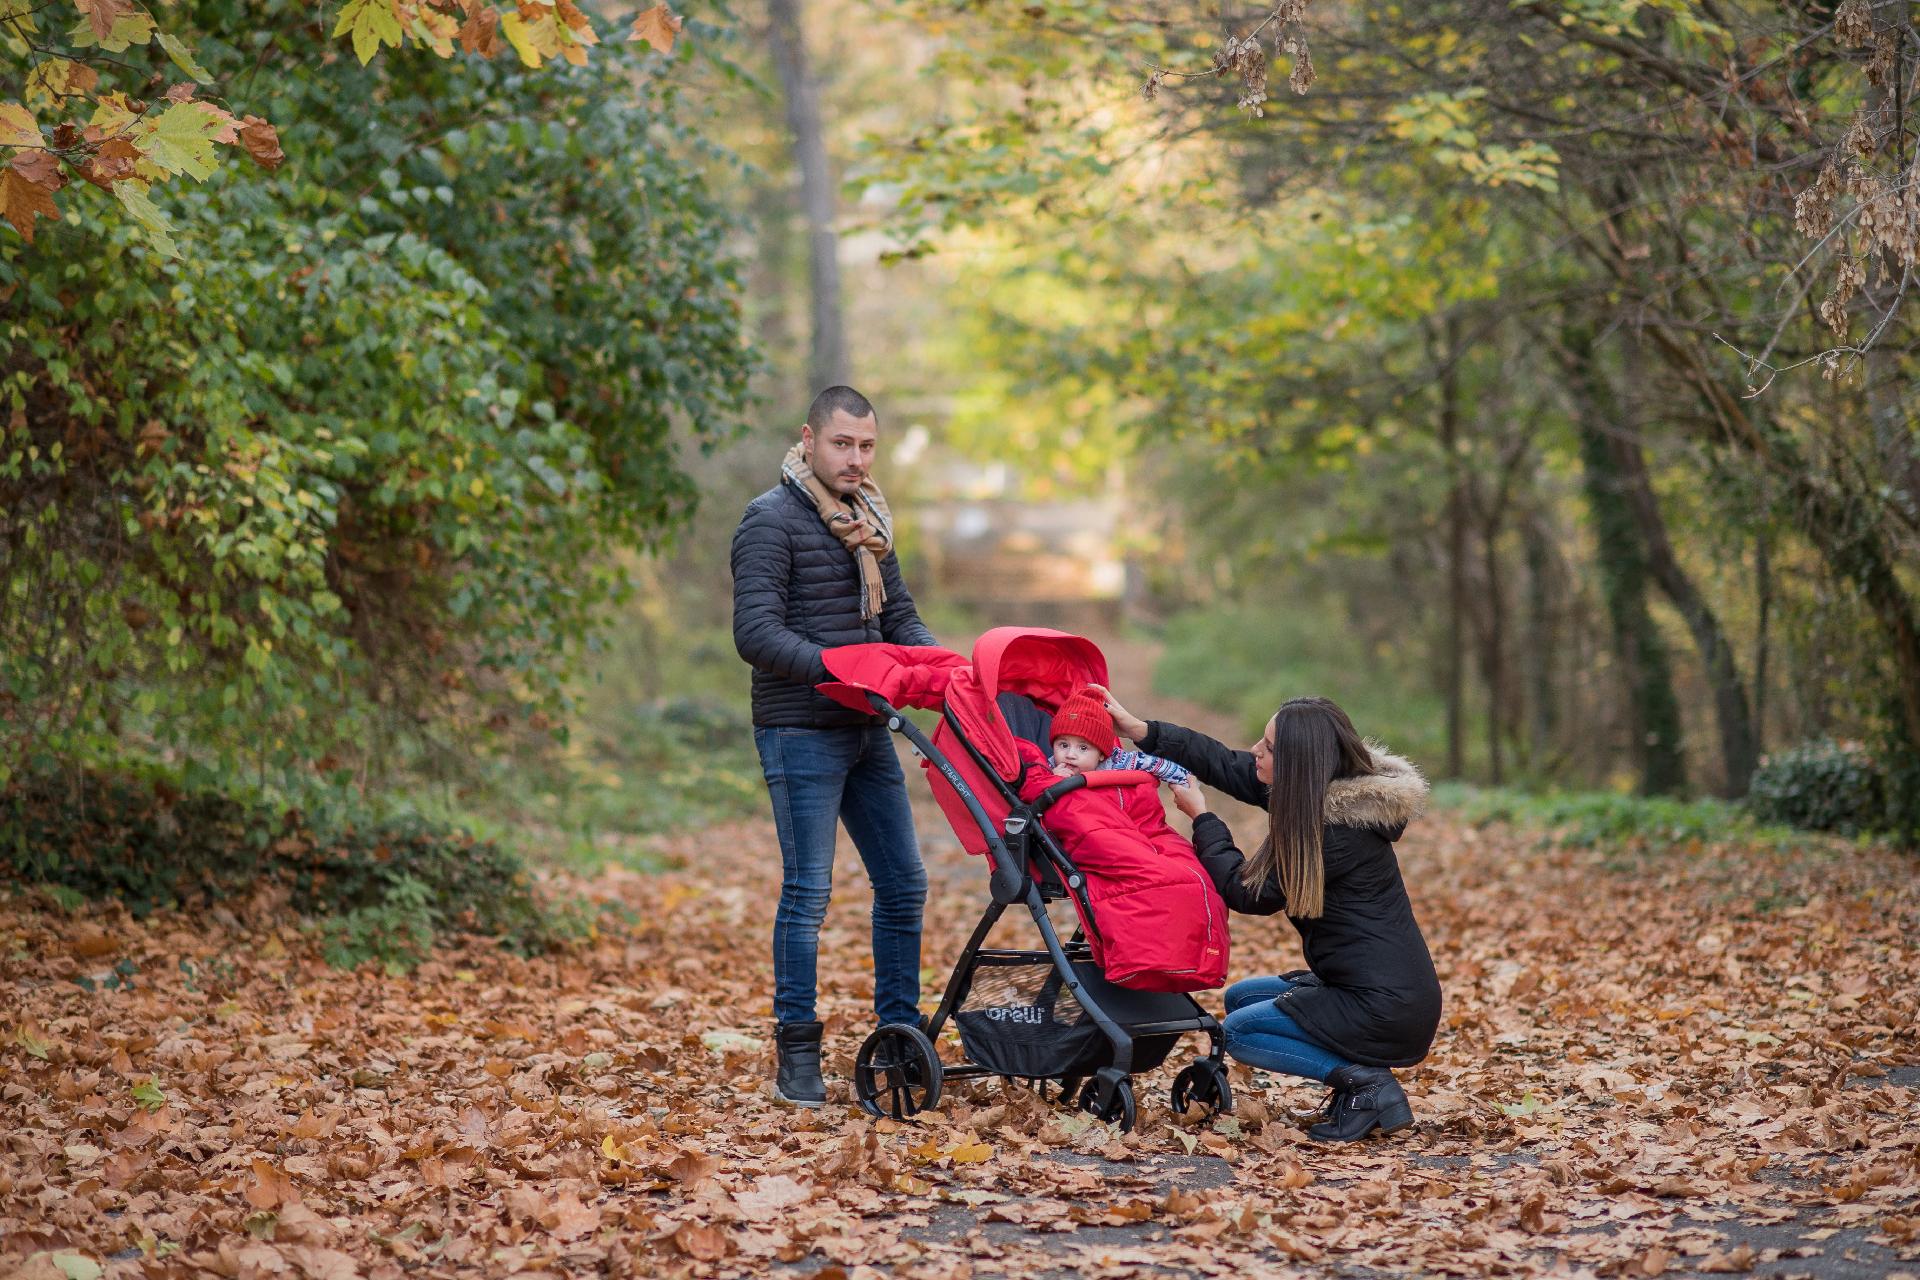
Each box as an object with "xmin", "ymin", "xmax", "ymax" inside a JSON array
[{"xmin": 5, "ymin": 781, "xmax": 1919, "ymax": 1279}]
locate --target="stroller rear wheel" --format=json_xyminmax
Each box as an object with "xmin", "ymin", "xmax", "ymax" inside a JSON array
[
  {"xmin": 1075, "ymin": 1069, "xmax": 1136, "ymax": 1132},
  {"xmin": 1171, "ymin": 1059, "xmax": 1234, "ymax": 1119},
  {"xmin": 854, "ymin": 1023, "xmax": 943, "ymax": 1120}
]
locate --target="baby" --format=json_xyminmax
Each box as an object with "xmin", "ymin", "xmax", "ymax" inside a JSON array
[{"xmin": 1047, "ymin": 687, "xmax": 1191, "ymax": 785}]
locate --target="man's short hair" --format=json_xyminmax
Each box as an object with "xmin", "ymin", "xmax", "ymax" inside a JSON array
[{"xmin": 807, "ymin": 386, "xmax": 876, "ymax": 430}]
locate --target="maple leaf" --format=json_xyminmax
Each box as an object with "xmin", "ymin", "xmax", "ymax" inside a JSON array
[
  {"xmin": 239, "ymin": 116, "xmax": 285, "ymax": 170},
  {"xmin": 671, "ymin": 1222, "xmax": 729, "ymax": 1262},
  {"xmin": 114, "ymin": 181, "xmax": 179, "ymax": 258},
  {"xmin": 13, "ymin": 1020, "xmax": 54, "ymax": 1059},
  {"xmin": 157, "ymin": 31, "xmax": 213, "ymax": 83},
  {"xmin": 0, "ymin": 103, "xmax": 39, "ymax": 150},
  {"xmin": 130, "ymin": 102, "xmax": 235, "ymax": 180},
  {"xmin": 733, "ymin": 1173, "xmax": 812, "ymax": 1221},
  {"xmin": 69, "ymin": 2, "xmax": 154, "ymax": 51},
  {"xmin": 3, "ymin": 151, "xmax": 62, "ymax": 243},
  {"xmin": 334, "ymin": 0, "xmax": 404, "ymax": 66},
  {"xmin": 499, "ymin": 7, "xmax": 567, "ymax": 68},
  {"xmin": 628, "ymin": 2, "xmax": 680, "ymax": 53},
  {"xmin": 246, "ymin": 1157, "xmax": 300, "ymax": 1209},
  {"xmin": 457, "ymin": 4, "xmax": 500, "ymax": 56},
  {"xmin": 74, "ymin": 0, "xmax": 135, "ymax": 41},
  {"xmin": 25, "ymin": 60, "xmax": 99, "ymax": 111}
]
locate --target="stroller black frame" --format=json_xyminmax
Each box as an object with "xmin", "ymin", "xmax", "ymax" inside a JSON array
[{"xmin": 850, "ymin": 693, "xmax": 1230, "ymax": 1131}]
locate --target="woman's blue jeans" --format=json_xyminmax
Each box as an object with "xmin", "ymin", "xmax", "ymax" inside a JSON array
[
  {"xmin": 1221, "ymin": 975, "xmax": 1353, "ymax": 1083},
  {"xmin": 754, "ymin": 724, "xmax": 928, "ymax": 1027}
]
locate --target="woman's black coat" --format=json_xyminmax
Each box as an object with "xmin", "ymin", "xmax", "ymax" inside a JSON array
[{"xmin": 1140, "ymin": 720, "xmax": 1443, "ymax": 1069}]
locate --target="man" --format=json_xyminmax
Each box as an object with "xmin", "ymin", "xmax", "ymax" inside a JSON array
[{"xmin": 731, "ymin": 385, "xmax": 936, "ymax": 1107}]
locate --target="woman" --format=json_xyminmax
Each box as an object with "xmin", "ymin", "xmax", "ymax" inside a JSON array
[{"xmin": 1089, "ymin": 686, "xmax": 1441, "ymax": 1142}]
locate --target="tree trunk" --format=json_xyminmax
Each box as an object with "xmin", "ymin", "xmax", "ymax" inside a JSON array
[
  {"xmin": 1607, "ymin": 341, "xmax": 1761, "ymax": 795},
  {"xmin": 766, "ymin": 0, "xmax": 850, "ymax": 391},
  {"xmin": 1564, "ymin": 326, "xmax": 1688, "ymax": 795},
  {"xmin": 1752, "ymin": 525, "xmax": 1770, "ymax": 755},
  {"xmin": 1568, "ymin": 196, "xmax": 1920, "ymax": 757},
  {"xmin": 1480, "ymin": 524, "xmax": 1506, "ymax": 785},
  {"xmin": 1522, "ymin": 512, "xmax": 1557, "ymax": 765},
  {"xmin": 1431, "ymin": 315, "xmax": 1468, "ymax": 779}
]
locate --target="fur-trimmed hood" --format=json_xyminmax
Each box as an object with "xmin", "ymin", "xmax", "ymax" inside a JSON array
[{"xmin": 1324, "ymin": 746, "xmax": 1428, "ymax": 836}]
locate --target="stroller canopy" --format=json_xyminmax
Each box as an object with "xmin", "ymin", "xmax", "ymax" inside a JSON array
[{"xmin": 819, "ymin": 626, "xmax": 1110, "ymax": 782}]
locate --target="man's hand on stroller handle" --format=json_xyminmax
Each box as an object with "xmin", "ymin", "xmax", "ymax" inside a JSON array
[{"xmin": 1085, "ymin": 683, "xmax": 1149, "ymax": 742}]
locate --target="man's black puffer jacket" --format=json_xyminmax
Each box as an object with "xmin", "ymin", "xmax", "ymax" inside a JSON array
[{"xmin": 731, "ymin": 478, "xmax": 937, "ymax": 728}]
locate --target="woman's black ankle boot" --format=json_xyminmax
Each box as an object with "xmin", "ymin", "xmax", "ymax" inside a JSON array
[
  {"xmin": 1307, "ymin": 1065, "xmax": 1413, "ymax": 1141},
  {"xmin": 774, "ymin": 1021, "xmax": 826, "ymax": 1107}
]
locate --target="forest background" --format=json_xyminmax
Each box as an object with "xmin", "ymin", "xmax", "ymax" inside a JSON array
[{"xmin": 4, "ymin": 0, "xmax": 1919, "ymax": 950}]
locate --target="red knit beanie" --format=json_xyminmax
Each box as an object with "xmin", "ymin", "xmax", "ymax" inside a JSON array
[{"xmin": 1049, "ymin": 687, "xmax": 1118, "ymax": 756}]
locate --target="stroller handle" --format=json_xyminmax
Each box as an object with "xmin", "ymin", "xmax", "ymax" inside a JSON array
[{"xmin": 867, "ymin": 693, "xmax": 1030, "ymax": 905}]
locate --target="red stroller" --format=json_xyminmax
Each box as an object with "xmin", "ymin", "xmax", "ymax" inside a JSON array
[{"xmin": 816, "ymin": 627, "xmax": 1232, "ymax": 1132}]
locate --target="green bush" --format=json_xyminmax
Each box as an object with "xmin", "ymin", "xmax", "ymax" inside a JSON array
[
  {"xmin": 1747, "ymin": 739, "xmax": 1886, "ymax": 836},
  {"xmin": 2, "ymin": 11, "xmax": 752, "ymax": 790},
  {"xmin": 0, "ymin": 766, "xmax": 588, "ymax": 968},
  {"xmin": 1437, "ymin": 782, "xmax": 1760, "ymax": 849}
]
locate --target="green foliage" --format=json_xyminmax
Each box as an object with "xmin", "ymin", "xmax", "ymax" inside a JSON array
[
  {"xmin": 1152, "ymin": 600, "xmax": 1450, "ymax": 767},
  {"xmin": 2, "ymin": 0, "xmax": 675, "ymax": 250},
  {"xmin": 451, "ymin": 694, "xmax": 764, "ymax": 875},
  {"xmin": 2, "ymin": 4, "xmax": 753, "ymax": 788},
  {"xmin": 1747, "ymin": 738, "xmax": 1886, "ymax": 836},
  {"xmin": 0, "ymin": 764, "xmax": 589, "ymax": 967},
  {"xmin": 316, "ymin": 874, "xmax": 439, "ymax": 974},
  {"xmin": 1438, "ymin": 782, "xmax": 1768, "ymax": 851}
]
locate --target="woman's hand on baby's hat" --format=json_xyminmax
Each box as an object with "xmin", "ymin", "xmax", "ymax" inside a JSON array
[
  {"xmin": 1171, "ymin": 777, "xmax": 1209, "ymax": 818},
  {"xmin": 1084, "ymin": 683, "xmax": 1148, "ymax": 741}
]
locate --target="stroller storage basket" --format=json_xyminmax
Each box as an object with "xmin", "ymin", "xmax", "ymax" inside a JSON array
[
  {"xmin": 953, "ymin": 956, "xmax": 1106, "ymax": 1079},
  {"xmin": 952, "ymin": 954, "xmax": 1188, "ymax": 1079}
]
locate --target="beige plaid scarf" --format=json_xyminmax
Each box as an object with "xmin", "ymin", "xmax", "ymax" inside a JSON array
[{"xmin": 781, "ymin": 440, "xmax": 894, "ymax": 620}]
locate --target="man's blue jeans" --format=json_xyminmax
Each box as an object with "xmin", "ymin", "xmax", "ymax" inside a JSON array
[
  {"xmin": 754, "ymin": 724, "xmax": 927, "ymax": 1027},
  {"xmin": 1222, "ymin": 975, "xmax": 1353, "ymax": 1083}
]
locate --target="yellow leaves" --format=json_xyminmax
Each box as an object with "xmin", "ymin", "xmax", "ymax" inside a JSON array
[
  {"xmin": 629, "ymin": 3, "xmax": 682, "ymax": 53},
  {"xmin": 501, "ymin": 2, "xmax": 600, "ymax": 69},
  {"xmin": 908, "ymin": 1135, "xmax": 995, "ymax": 1165},
  {"xmin": 0, "ymin": 103, "xmax": 39, "ymax": 150},
  {"xmin": 334, "ymin": 0, "xmax": 404, "ymax": 65},
  {"xmin": 25, "ymin": 59, "xmax": 98, "ymax": 111},
  {"xmin": 499, "ymin": 9, "xmax": 544, "ymax": 68}
]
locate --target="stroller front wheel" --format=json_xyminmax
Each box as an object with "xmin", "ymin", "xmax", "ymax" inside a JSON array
[
  {"xmin": 1075, "ymin": 1071, "xmax": 1136, "ymax": 1132},
  {"xmin": 1171, "ymin": 1059, "xmax": 1234, "ymax": 1119},
  {"xmin": 854, "ymin": 1023, "xmax": 944, "ymax": 1120}
]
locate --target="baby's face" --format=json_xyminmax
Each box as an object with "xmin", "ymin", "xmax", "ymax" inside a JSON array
[{"xmin": 1051, "ymin": 735, "xmax": 1105, "ymax": 776}]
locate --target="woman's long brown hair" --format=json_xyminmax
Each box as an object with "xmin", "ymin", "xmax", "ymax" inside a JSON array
[{"xmin": 1242, "ymin": 696, "xmax": 1375, "ymax": 918}]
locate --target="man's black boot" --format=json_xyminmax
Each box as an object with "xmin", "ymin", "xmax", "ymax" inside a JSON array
[
  {"xmin": 1307, "ymin": 1065, "xmax": 1413, "ymax": 1142},
  {"xmin": 774, "ymin": 1021, "xmax": 827, "ymax": 1108}
]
